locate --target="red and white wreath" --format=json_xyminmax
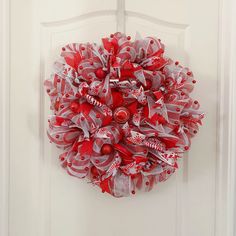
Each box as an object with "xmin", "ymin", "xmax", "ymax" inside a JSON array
[{"xmin": 45, "ymin": 32, "xmax": 203, "ymax": 197}]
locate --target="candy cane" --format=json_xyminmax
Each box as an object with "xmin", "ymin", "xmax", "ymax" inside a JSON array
[
  {"xmin": 86, "ymin": 94, "xmax": 112, "ymax": 116},
  {"xmin": 86, "ymin": 94, "xmax": 103, "ymax": 107},
  {"xmin": 143, "ymin": 140, "xmax": 165, "ymax": 152}
]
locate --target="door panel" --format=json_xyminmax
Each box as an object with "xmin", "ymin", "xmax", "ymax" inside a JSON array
[{"xmin": 10, "ymin": 0, "xmax": 218, "ymax": 236}]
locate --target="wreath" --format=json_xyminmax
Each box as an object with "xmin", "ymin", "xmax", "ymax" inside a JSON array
[{"xmin": 44, "ymin": 32, "xmax": 203, "ymax": 197}]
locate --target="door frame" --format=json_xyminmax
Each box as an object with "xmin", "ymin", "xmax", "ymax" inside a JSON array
[
  {"xmin": 0, "ymin": 0, "xmax": 235, "ymax": 235},
  {"xmin": 216, "ymin": 0, "xmax": 236, "ymax": 235},
  {"xmin": 0, "ymin": 0, "xmax": 10, "ymax": 235}
]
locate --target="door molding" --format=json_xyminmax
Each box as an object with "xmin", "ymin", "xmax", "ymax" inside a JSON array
[
  {"xmin": 0, "ymin": 0, "xmax": 10, "ymax": 235},
  {"xmin": 216, "ymin": 0, "xmax": 236, "ymax": 235}
]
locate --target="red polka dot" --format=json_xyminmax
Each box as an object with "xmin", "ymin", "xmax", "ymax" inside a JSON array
[
  {"xmin": 192, "ymin": 80, "xmax": 196, "ymax": 84},
  {"xmin": 127, "ymin": 36, "xmax": 131, "ymax": 40},
  {"xmin": 131, "ymin": 190, "xmax": 135, "ymax": 194},
  {"xmin": 184, "ymin": 146, "xmax": 189, "ymax": 150}
]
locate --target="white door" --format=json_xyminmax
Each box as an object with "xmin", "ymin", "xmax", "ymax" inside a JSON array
[{"xmin": 2, "ymin": 0, "xmax": 235, "ymax": 236}]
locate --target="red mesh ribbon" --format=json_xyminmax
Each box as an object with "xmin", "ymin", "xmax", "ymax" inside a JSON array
[{"xmin": 45, "ymin": 32, "xmax": 204, "ymax": 197}]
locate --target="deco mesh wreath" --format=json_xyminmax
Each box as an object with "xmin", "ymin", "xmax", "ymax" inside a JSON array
[{"xmin": 45, "ymin": 32, "xmax": 204, "ymax": 197}]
